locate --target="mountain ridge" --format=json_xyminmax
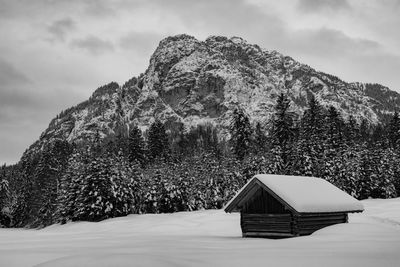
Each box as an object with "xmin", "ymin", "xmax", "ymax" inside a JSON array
[{"xmin": 23, "ymin": 34, "xmax": 400, "ymax": 158}]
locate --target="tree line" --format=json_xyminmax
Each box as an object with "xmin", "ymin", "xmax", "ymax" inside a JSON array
[{"xmin": 1, "ymin": 93, "xmax": 400, "ymax": 227}]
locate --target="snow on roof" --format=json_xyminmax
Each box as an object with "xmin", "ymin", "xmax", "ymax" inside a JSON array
[{"xmin": 225, "ymin": 174, "xmax": 364, "ymax": 213}]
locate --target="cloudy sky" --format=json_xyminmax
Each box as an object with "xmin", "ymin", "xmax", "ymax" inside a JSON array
[{"xmin": 1, "ymin": 0, "xmax": 400, "ymax": 164}]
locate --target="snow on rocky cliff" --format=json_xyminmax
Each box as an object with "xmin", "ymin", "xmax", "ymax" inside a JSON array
[{"xmin": 25, "ymin": 34, "xmax": 400, "ymax": 154}]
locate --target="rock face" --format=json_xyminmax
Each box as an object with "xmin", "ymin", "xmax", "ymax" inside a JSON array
[{"xmin": 25, "ymin": 34, "xmax": 400, "ymax": 155}]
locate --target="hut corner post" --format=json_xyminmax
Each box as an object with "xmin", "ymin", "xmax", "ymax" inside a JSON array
[
  {"xmin": 291, "ymin": 214, "xmax": 299, "ymax": 237},
  {"xmin": 240, "ymin": 212, "xmax": 245, "ymax": 238}
]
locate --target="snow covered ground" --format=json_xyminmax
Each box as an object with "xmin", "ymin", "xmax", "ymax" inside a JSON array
[{"xmin": 1, "ymin": 198, "xmax": 400, "ymax": 267}]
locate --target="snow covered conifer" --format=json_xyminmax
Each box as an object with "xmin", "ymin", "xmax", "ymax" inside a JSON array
[
  {"xmin": 128, "ymin": 124, "xmax": 146, "ymax": 166},
  {"xmin": 357, "ymin": 149, "xmax": 376, "ymax": 199},
  {"xmin": 147, "ymin": 119, "xmax": 170, "ymax": 160},
  {"xmin": 345, "ymin": 115, "xmax": 360, "ymax": 145},
  {"xmin": 338, "ymin": 146, "xmax": 361, "ymax": 197},
  {"xmin": 0, "ymin": 176, "xmax": 10, "ymax": 227},
  {"xmin": 267, "ymin": 145, "xmax": 284, "ymax": 174},
  {"xmin": 109, "ymin": 151, "xmax": 140, "ymax": 216},
  {"xmin": 270, "ymin": 93, "xmax": 296, "ymax": 169},
  {"xmin": 371, "ymin": 124, "xmax": 386, "ymax": 147},
  {"xmin": 32, "ymin": 148, "xmax": 59, "ymax": 226},
  {"xmin": 230, "ymin": 107, "xmax": 252, "ymax": 160},
  {"xmin": 55, "ymin": 149, "xmax": 86, "ymax": 223},
  {"xmin": 387, "ymin": 112, "xmax": 400, "ymax": 149},
  {"xmin": 321, "ymin": 106, "xmax": 346, "ymax": 182},
  {"xmin": 0, "ymin": 178, "xmax": 9, "ymax": 210},
  {"xmin": 325, "ymin": 106, "xmax": 345, "ymax": 150},
  {"xmin": 253, "ymin": 122, "xmax": 267, "ymax": 154},
  {"xmin": 292, "ymin": 138, "xmax": 313, "ymax": 176},
  {"xmin": 75, "ymin": 153, "xmax": 113, "ymax": 221},
  {"xmin": 170, "ymin": 123, "xmax": 190, "ymax": 160},
  {"xmin": 61, "ymin": 146, "xmax": 140, "ymax": 222},
  {"xmin": 370, "ymin": 148, "xmax": 397, "ymax": 198},
  {"xmin": 292, "ymin": 95, "xmax": 324, "ymax": 176},
  {"xmin": 359, "ymin": 119, "xmax": 371, "ymax": 143},
  {"xmin": 29, "ymin": 140, "xmax": 73, "ymax": 226}
]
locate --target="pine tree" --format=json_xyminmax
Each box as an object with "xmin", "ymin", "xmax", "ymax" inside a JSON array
[
  {"xmin": 190, "ymin": 123, "xmax": 221, "ymax": 155},
  {"xmin": 114, "ymin": 122, "xmax": 129, "ymax": 157},
  {"xmin": 33, "ymin": 149, "xmax": 57, "ymax": 226},
  {"xmin": 370, "ymin": 147, "xmax": 397, "ymax": 198},
  {"xmin": 241, "ymin": 154, "xmax": 270, "ymax": 180},
  {"xmin": 55, "ymin": 149, "xmax": 87, "ymax": 223},
  {"xmin": 74, "ymin": 153, "xmax": 114, "ymax": 221},
  {"xmin": 321, "ymin": 106, "xmax": 346, "ymax": 181},
  {"xmin": 345, "ymin": 115, "xmax": 360, "ymax": 145},
  {"xmin": 58, "ymin": 146, "xmax": 139, "ymax": 222},
  {"xmin": 230, "ymin": 107, "xmax": 252, "ymax": 160},
  {"xmin": 170, "ymin": 123, "xmax": 190, "ymax": 160},
  {"xmin": 359, "ymin": 119, "xmax": 371, "ymax": 143},
  {"xmin": 0, "ymin": 164, "xmax": 8, "ymax": 206},
  {"xmin": 292, "ymin": 138, "xmax": 314, "ymax": 176},
  {"xmin": 292, "ymin": 95, "xmax": 324, "ymax": 176},
  {"xmin": 325, "ymin": 106, "xmax": 345, "ymax": 150},
  {"xmin": 0, "ymin": 178, "xmax": 9, "ymax": 210},
  {"xmin": 0, "ymin": 172, "xmax": 10, "ymax": 226},
  {"xmin": 128, "ymin": 124, "xmax": 146, "ymax": 166},
  {"xmin": 109, "ymin": 151, "xmax": 140, "ymax": 217},
  {"xmin": 7, "ymin": 152, "xmax": 41, "ymax": 227},
  {"xmin": 253, "ymin": 122, "xmax": 267, "ymax": 154},
  {"xmin": 357, "ymin": 148, "xmax": 376, "ymax": 199},
  {"xmin": 28, "ymin": 140, "xmax": 73, "ymax": 226},
  {"xmin": 337, "ymin": 146, "xmax": 361, "ymax": 197},
  {"xmin": 91, "ymin": 130, "xmax": 104, "ymax": 156},
  {"xmin": 270, "ymin": 93, "xmax": 296, "ymax": 171},
  {"xmin": 371, "ymin": 124, "xmax": 386, "ymax": 148},
  {"xmin": 387, "ymin": 112, "xmax": 400, "ymax": 149},
  {"xmin": 147, "ymin": 119, "xmax": 170, "ymax": 161},
  {"xmin": 392, "ymin": 151, "xmax": 400, "ymax": 196}
]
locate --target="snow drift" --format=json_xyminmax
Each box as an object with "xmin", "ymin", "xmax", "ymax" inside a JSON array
[{"xmin": 1, "ymin": 198, "xmax": 400, "ymax": 267}]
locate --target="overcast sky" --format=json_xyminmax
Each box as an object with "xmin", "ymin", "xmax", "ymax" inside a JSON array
[{"xmin": 1, "ymin": 0, "xmax": 400, "ymax": 164}]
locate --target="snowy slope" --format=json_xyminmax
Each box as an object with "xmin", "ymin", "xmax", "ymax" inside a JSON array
[
  {"xmin": 23, "ymin": 34, "xmax": 400, "ymax": 157},
  {"xmin": 1, "ymin": 198, "xmax": 400, "ymax": 267}
]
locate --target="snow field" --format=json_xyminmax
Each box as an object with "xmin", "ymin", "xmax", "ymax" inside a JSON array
[{"xmin": 1, "ymin": 198, "xmax": 400, "ymax": 267}]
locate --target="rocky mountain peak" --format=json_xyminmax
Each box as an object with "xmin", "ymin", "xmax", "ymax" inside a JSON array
[
  {"xmin": 91, "ymin": 82, "xmax": 119, "ymax": 100},
  {"xmin": 23, "ymin": 34, "xmax": 400, "ymax": 157}
]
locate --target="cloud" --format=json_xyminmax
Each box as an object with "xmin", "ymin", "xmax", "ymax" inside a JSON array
[
  {"xmin": 0, "ymin": 83, "xmax": 86, "ymax": 164},
  {"xmin": 286, "ymin": 27, "xmax": 381, "ymax": 57},
  {"xmin": 1, "ymin": 0, "xmax": 400, "ymax": 164},
  {"xmin": 47, "ymin": 17, "xmax": 76, "ymax": 42},
  {"xmin": 70, "ymin": 35, "xmax": 114, "ymax": 55},
  {"xmin": 297, "ymin": 0, "xmax": 351, "ymax": 13},
  {"xmin": 81, "ymin": 0, "xmax": 117, "ymax": 17},
  {"xmin": 0, "ymin": 88, "xmax": 37, "ymax": 114},
  {"xmin": 0, "ymin": 0, "xmax": 71, "ymax": 19},
  {"xmin": 0, "ymin": 0, "xmax": 117, "ymax": 19},
  {"xmin": 0, "ymin": 58, "xmax": 30, "ymax": 86},
  {"xmin": 0, "ymin": 123, "xmax": 35, "ymax": 164},
  {"xmin": 119, "ymin": 32, "xmax": 163, "ymax": 54},
  {"xmin": 150, "ymin": 0, "xmax": 285, "ymax": 37}
]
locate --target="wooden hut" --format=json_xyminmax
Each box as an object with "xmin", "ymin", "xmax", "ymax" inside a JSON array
[{"xmin": 224, "ymin": 174, "xmax": 364, "ymax": 238}]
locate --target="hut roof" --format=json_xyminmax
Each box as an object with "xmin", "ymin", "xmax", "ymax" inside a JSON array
[{"xmin": 224, "ymin": 174, "xmax": 364, "ymax": 213}]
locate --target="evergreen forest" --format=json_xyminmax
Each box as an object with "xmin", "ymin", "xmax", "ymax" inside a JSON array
[{"xmin": 1, "ymin": 93, "xmax": 400, "ymax": 228}]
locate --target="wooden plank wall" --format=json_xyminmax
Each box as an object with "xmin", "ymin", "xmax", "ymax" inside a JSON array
[
  {"xmin": 241, "ymin": 213, "xmax": 293, "ymax": 237},
  {"xmin": 293, "ymin": 213, "xmax": 348, "ymax": 236},
  {"xmin": 239, "ymin": 187, "xmax": 349, "ymax": 238},
  {"xmin": 243, "ymin": 188, "xmax": 287, "ymax": 214}
]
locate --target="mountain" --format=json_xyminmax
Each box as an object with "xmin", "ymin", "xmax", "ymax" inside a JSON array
[{"xmin": 25, "ymin": 34, "xmax": 400, "ymax": 156}]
